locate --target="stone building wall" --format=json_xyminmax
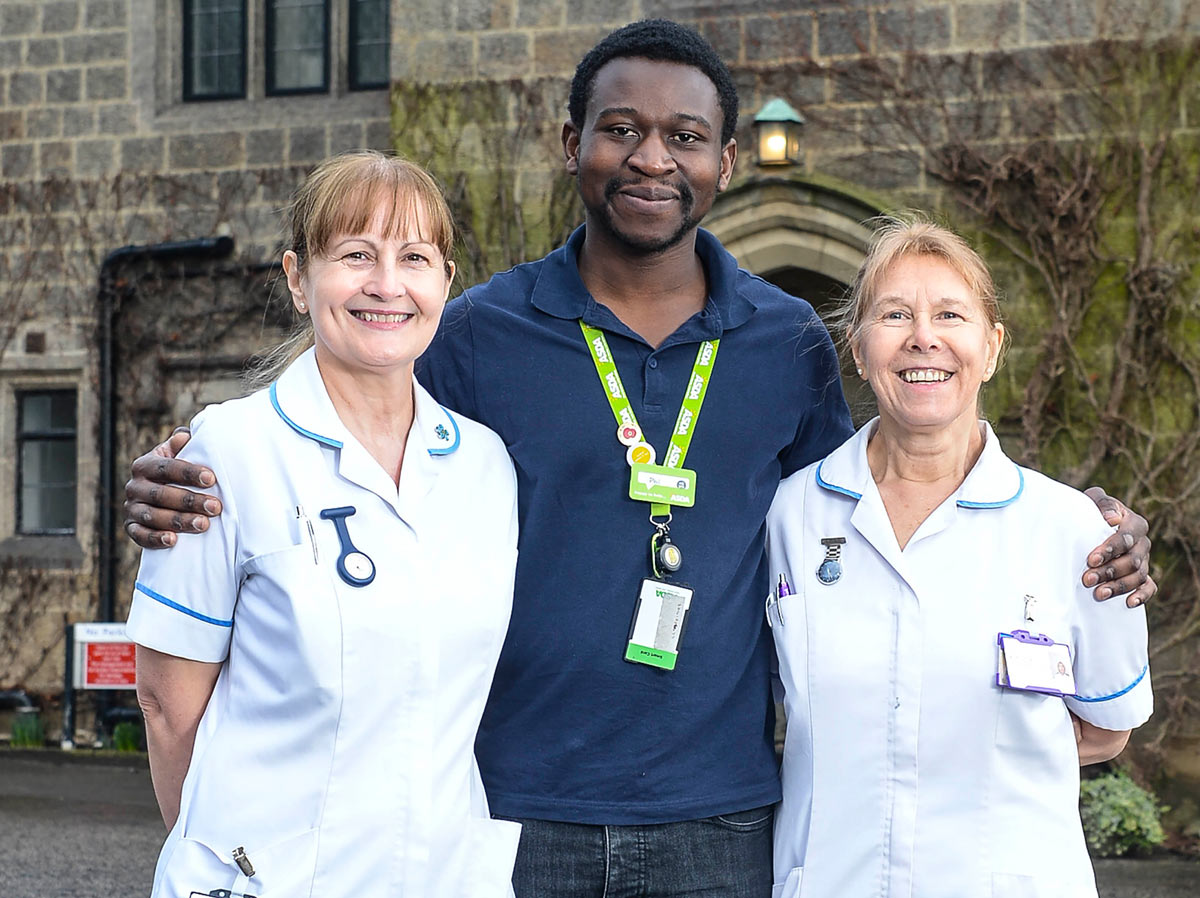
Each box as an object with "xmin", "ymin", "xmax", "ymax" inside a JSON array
[
  {"xmin": 389, "ymin": 0, "xmax": 1142, "ymax": 193},
  {"xmin": 0, "ymin": 0, "xmax": 393, "ymax": 700},
  {"xmin": 2, "ymin": 3, "xmax": 1196, "ymax": 818}
]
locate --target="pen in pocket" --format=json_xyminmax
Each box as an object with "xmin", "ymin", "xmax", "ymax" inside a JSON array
[
  {"xmin": 296, "ymin": 505, "xmax": 318, "ymax": 564},
  {"xmin": 767, "ymin": 573, "xmax": 791, "ymax": 627}
]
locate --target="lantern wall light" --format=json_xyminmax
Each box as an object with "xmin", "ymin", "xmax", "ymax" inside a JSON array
[{"xmin": 753, "ymin": 97, "xmax": 805, "ymax": 167}]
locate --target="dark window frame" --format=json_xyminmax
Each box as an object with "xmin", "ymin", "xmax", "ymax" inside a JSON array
[
  {"xmin": 182, "ymin": 0, "xmax": 248, "ymax": 101},
  {"xmin": 15, "ymin": 389, "xmax": 78, "ymax": 537},
  {"xmin": 266, "ymin": 0, "xmax": 331, "ymax": 96},
  {"xmin": 348, "ymin": 0, "xmax": 388, "ymax": 91}
]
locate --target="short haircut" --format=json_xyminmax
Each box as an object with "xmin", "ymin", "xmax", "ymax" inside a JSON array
[
  {"xmin": 568, "ymin": 18, "xmax": 740, "ymax": 146},
  {"xmin": 842, "ymin": 213, "xmax": 1008, "ymax": 361},
  {"xmin": 289, "ymin": 150, "xmax": 455, "ymax": 274}
]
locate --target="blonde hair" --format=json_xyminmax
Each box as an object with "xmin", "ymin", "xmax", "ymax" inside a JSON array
[
  {"xmin": 246, "ymin": 151, "xmax": 455, "ymax": 389},
  {"xmin": 840, "ymin": 213, "xmax": 1007, "ymax": 362}
]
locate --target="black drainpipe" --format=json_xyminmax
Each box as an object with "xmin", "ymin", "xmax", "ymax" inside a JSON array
[{"xmin": 96, "ymin": 236, "xmax": 234, "ymax": 624}]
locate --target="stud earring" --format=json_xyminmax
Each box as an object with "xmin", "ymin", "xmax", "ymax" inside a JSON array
[
  {"xmin": 298, "ymin": 302, "xmax": 307, "ymax": 312},
  {"xmin": 856, "ymin": 367, "xmax": 864, "ymax": 377}
]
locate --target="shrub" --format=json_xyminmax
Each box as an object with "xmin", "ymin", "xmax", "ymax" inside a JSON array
[
  {"xmin": 112, "ymin": 721, "xmax": 143, "ymax": 752},
  {"xmin": 10, "ymin": 710, "xmax": 44, "ymax": 748},
  {"xmin": 1080, "ymin": 769, "xmax": 1166, "ymax": 857}
]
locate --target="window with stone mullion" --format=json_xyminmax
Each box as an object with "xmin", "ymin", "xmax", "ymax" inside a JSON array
[
  {"xmin": 16, "ymin": 390, "xmax": 77, "ymax": 535},
  {"xmin": 183, "ymin": 0, "xmax": 247, "ymax": 100},
  {"xmin": 267, "ymin": 0, "xmax": 330, "ymax": 95},
  {"xmin": 349, "ymin": 0, "xmax": 388, "ymax": 90}
]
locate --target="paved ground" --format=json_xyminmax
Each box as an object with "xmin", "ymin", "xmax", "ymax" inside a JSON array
[
  {"xmin": 0, "ymin": 752, "xmax": 162, "ymax": 897},
  {"xmin": 0, "ymin": 750, "xmax": 1197, "ymax": 897}
]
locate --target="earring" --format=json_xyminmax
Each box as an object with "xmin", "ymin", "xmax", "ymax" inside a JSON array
[
  {"xmin": 856, "ymin": 367, "xmax": 864, "ymax": 377},
  {"xmin": 298, "ymin": 302, "xmax": 306, "ymax": 312}
]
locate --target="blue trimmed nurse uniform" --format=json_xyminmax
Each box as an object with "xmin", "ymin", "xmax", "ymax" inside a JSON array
[
  {"xmin": 766, "ymin": 419, "xmax": 1152, "ymax": 898},
  {"xmin": 126, "ymin": 348, "xmax": 521, "ymax": 898}
]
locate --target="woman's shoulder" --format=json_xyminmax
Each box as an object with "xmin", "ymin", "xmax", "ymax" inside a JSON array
[
  {"xmin": 182, "ymin": 386, "xmax": 278, "ymax": 462},
  {"xmin": 421, "ymin": 394, "xmax": 515, "ymax": 491},
  {"xmin": 768, "ymin": 460, "xmax": 824, "ymax": 525},
  {"xmin": 1014, "ymin": 465, "xmax": 1113, "ymax": 543},
  {"xmin": 188, "ymin": 386, "xmax": 273, "ymax": 438}
]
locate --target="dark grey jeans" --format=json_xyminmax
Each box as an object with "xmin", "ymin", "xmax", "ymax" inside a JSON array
[{"xmin": 499, "ymin": 805, "xmax": 774, "ymax": 898}]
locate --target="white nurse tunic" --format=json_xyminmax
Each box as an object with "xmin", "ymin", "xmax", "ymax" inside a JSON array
[
  {"xmin": 766, "ymin": 420, "xmax": 1151, "ymax": 898},
  {"xmin": 126, "ymin": 348, "xmax": 521, "ymax": 898}
]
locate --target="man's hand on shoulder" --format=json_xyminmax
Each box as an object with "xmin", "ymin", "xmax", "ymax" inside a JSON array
[
  {"xmin": 1082, "ymin": 487, "xmax": 1155, "ymax": 607},
  {"xmin": 124, "ymin": 429, "xmax": 222, "ymax": 549}
]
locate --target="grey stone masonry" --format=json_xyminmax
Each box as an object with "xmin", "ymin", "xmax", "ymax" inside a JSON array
[
  {"xmin": 169, "ymin": 133, "xmax": 245, "ymax": 170},
  {"xmin": 0, "ymin": 0, "xmax": 1191, "ymax": 702},
  {"xmin": 1, "ymin": 3, "xmax": 38, "ymax": 36},
  {"xmin": 42, "ymin": 1, "xmax": 81, "ymax": 33}
]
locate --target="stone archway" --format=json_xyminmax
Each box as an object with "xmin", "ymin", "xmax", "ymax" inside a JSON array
[
  {"xmin": 706, "ymin": 176, "xmax": 878, "ymax": 308},
  {"xmin": 706, "ymin": 177, "xmax": 881, "ymax": 423}
]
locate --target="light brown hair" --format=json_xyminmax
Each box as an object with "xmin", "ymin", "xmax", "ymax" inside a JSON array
[
  {"xmin": 289, "ymin": 150, "xmax": 455, "ymax": 274},
  {"xmin": 246, "ymin": 151, "xmax": 455, "ymax": 389}
]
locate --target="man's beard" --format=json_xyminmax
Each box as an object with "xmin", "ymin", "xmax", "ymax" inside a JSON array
[{"xmin": 592, "ymin": 177, "xmax": 701, "ymax": 255}]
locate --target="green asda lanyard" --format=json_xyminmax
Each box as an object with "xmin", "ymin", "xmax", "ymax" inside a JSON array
[{"xmin": 579, "ymin": 321, "xmax": 718, "ymax": 519}]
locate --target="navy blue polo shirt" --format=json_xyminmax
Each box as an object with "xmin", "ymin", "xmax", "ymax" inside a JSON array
[{"xmin": 416, "ymin": 226, "xmax": 853, "ymax": 824}]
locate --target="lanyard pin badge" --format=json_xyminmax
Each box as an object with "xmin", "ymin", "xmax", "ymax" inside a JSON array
[{"xmin": 816, "ymin": 537, "xmax": 846, "ymax": 585}]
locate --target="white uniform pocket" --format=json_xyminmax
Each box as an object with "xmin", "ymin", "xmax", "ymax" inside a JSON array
[
  {"xmin": 156, "ymin": 826, "xmax": 319, "ymax": 897},
  {"xmin": 771, "ymin": 866, "xmax": 804, "ymax": 898},
  {"xmin": 995, "ymin": 617, "xmax": 1073, "ymax": 751}
]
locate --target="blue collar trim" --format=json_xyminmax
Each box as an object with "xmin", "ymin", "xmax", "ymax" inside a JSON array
[
  {"xmin": 269, "ymin": 381, "xmax": 343, "ymax": 449},
  {"xmin": 815, "ymin": 459, "xmax": 863, "ymax": 500},
  {"xmin": 427, "ymin": 405, "xmax": 461, "ymax": 456},
  {"xmin": 957, "ymin": 468, "xmax": 1024, "ymax": 509}
]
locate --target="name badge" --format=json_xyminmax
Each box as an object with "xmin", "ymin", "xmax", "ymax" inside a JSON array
[
  {"xmin": 628, "ymin": 463, "xmax": 696, "ymax": 507},
  {"xmin": 625, "ymin": 579, "xmax": 693, "ymax": 671},
  {"xmin": 996, "ymin": 629, "xmax": 1076, "ymax": 696}
]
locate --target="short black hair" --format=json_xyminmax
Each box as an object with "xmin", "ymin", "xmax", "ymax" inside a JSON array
[{"xmin": 568, "ymin": 19, "xmax": 740, "ymax": 146}]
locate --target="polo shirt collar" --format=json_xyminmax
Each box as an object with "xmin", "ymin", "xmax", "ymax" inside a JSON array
[
  {"xmin": 528, "ymin": 225, "xmax": 757, "ymax": 333},
  {"xmin": 269, "ymin": 347, "xmax": 462, "ymax": 461},
  {"xmin": 816, "ymin": 417, "xmax": 1023, "ymax": 509}
]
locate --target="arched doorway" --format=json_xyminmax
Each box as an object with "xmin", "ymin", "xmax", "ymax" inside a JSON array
[{"xmin": 706, "ymin": 177, "xmax": 880, "ymax": 423}]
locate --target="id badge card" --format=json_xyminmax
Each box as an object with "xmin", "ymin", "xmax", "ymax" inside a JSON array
[
  {"xmin": 626, "ymin": 578, "xmax": 693, "ymax": 671},
  {"xmin": 996, "ymin": 629, "xmax": 1076, "ymax": 696},
  {"xmin": 629, "ymin": 463, "xmax": 696, "ymax": 507}
]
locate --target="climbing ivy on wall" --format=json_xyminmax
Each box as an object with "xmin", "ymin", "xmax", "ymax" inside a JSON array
[
  {"xmin": 390, "ymin": 77, "xmax": 583, "ymax": 290},
  {"xmin": 787, "ymin": 2, "xmax": 1200, "ymax": 847}
]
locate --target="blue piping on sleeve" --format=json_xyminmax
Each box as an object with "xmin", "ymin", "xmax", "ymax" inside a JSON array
[
  {"xmin": 428, "ymin": 406, "xmax": 461, "ymax": 456},
  {"xmin": 1073, "ymin": 663, "xmax": 1149, "ymax": 703},
  {"xmin": 135, "ymin": 581, "xmax": 234, "ymax": 628},
  {"xmin": 269, "ymin": 382, "xmax": 343, "ymax": 449}
]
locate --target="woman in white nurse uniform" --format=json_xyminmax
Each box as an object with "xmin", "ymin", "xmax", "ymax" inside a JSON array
[
  {"xmin": 126, "ymin": 151, "xmax": 521, "ymax": 898},
  {"xmin": 766, "ymin": 217, "xmax": 1152, "ymax": 898}
]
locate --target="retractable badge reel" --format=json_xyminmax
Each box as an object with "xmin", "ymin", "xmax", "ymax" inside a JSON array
[{"xmin": 650, "ymin": 513, "xmax": 682, "ymax": 578}]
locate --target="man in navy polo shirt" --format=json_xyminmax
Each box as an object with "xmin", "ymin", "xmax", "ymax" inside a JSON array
[{"xmin": 126, "ymin": 19, "xmax": 1154, "ymax": 897}]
